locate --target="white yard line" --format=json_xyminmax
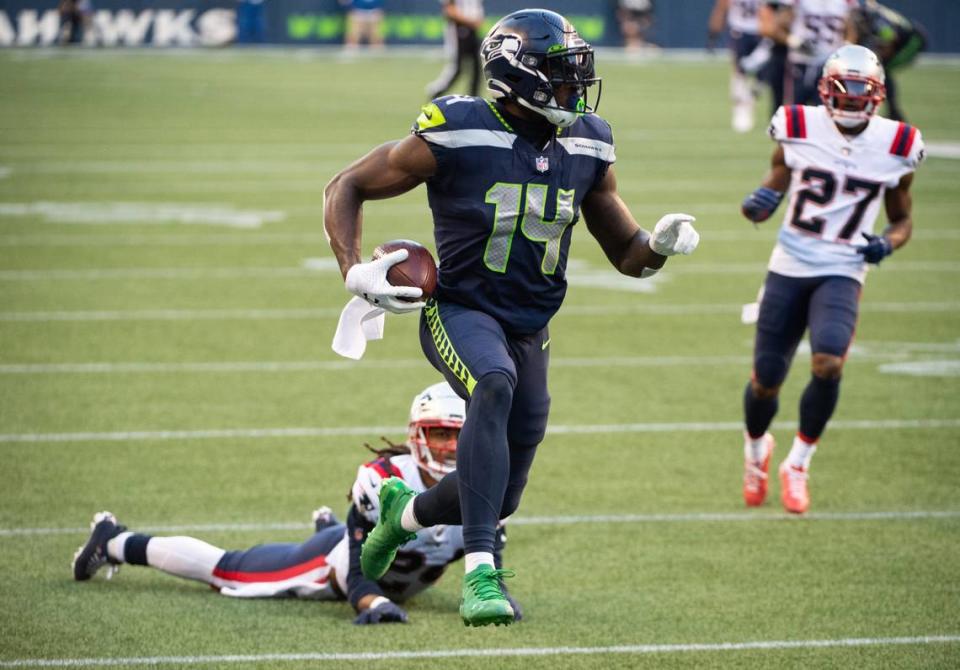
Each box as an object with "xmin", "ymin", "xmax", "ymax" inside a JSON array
[
  {"xmin": 1, "ymin": 418, "xmax": 957, "ymax": 445},
  {"xmin": 0, "ymin": 635, "xmax": 957, "ymax": 667},
  {"xmin": 0, "ymin": 352, "xmax": 927, "ymax": 375},
  {"xmin": 1, "ymin": 302, "xmax": 957, "ymax": 322},
  {"xmin": 1, "ymin": 228, "xmax": 959, "ymax": 248},
  {"xmin": 0, "ymin": 267, "xmax": 322, "ymax": 281},
  {"xmin": 3, "ymin": 510, "xmax": 958, "ymax": 539},
  {"xmin": 2, "ymin": 261, "xmax": 956, "ymax": 282}
]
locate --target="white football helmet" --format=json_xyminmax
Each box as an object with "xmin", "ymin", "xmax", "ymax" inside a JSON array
[
  {"xmin": 407, "ymin": 382, "xmax": 465, "ymax": 481},
  {"xmin": 818, "ymin": 44, "xmax": 886, "ymax": 128}
]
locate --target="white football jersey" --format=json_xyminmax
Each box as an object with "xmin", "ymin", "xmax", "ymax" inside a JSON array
[
  {"xmin": 781, "ymin": 0, "xmax": 854, "ymax": 64},
  {"xmin": 768, "ymin": 104, "xmax": 923, "ymax": 283},
  {"xmin": 729, "ymin": 0, "xmax": 761, "ymax": 36},
  {"xmin": 339, "ymin": 453, "xmax": 470, "ymax": 601}
]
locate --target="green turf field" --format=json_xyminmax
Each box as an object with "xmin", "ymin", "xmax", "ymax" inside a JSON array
[{"xmin": 1, "ymin": 49, "xmax": 958, "ymax": 669}]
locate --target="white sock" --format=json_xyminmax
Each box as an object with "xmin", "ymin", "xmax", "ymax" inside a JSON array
[
  {"xmin": 744, "ymin": 435, "xmax": 768, "ymax": 463},
  {"xmin": 146, "ymin": 537, "xmax": 226, "ymax": 584},
  {"xmin": 464, "ymin": 552, "xmax": 495, "ymax": 573},
  {"xmin": 786, "ymin": 435, "xmax": 817, "ymax": 470},
  {"xmin": 107, "ymin": 531, "xmax": 133, "ymax": 563},
  {"xmin": 400, "ymin": 498, "xmax": 423, "ymax": 533}
]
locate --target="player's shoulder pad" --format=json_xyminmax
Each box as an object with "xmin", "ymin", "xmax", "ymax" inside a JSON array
[
  {"xmin": 412, "ymin": 95, "xmax": 489, "ymax": 136},
  {"xmin": 558, "ymin": 113, "xmax": 616, "ymax": 163},
  {"xmin": 350, "ymin": 457, "xmax": 404, "ymax": 524},
  {"xmin": 887, "ymin": 119, "xmax": 925, "ymax": 169},
  {"xmin": 769, "ymin": 104, "xmax": 810, "ymax": 142}
]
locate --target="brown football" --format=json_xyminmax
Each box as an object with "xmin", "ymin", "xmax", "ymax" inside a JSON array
[{"xmin": 372, "ymin": 239, "xmax": 437, "ymax": 301}]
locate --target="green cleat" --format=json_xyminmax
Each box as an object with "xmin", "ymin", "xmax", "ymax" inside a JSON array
[
  {"xmin": 360, "ymin": 477, "xmax": 418, "ymax": 580},
  {"xmin": 460, "ymin": 565, "xmax": 516, "ymax": 627}
]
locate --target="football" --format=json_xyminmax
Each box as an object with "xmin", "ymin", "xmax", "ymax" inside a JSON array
[{"xmin": 372, "ymin": 239, "xmax": 437, "ymax": 300}]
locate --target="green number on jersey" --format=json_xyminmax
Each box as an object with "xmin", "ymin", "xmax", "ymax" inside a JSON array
[{"xmin": 483, "ymin": 183, "xmax": 576, "ymax": 275}]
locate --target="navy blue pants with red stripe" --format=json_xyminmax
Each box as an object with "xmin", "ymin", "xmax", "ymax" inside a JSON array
[{"xmin": 215, "ymin": 524, "xmax": 344, "ymax": 579}]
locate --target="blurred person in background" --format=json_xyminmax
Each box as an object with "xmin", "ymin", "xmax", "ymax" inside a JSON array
[
  {"xmin": 709, "ymin": 0, "xmax": 767, "ymax": 132},
  {"xmin": 58, "ymin": 0, "xmax": 92, "ymax": 45},
  {"xmin": 72, "ymin": 383, "xmax": 522, "ymax": 625},
  {"xmin": 759, "ymin": 0, "xmax": 853, "ymax": 106},
  {"xmin": 341, "ymin": 0, "xmax": 386, "ymax": 50},
  {"xmin": 426, "ymin": 0, "xmax": 486, "ymax": 99},
  {"xmin": 617, "ymin": 0, "xmax": 657, "ymax": 52},
  {"xmin": 848, "ymin": 0, "xmax": 926, "ymax": 121},
  {"xmin": 236, "ymin": 0, "xmax": 267, "ymax": 44},
  {"xmin": 754, "ymin": 2, "xmax": 791, "ymax": 114}
]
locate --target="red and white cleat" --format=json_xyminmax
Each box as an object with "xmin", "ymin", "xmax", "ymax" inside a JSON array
[
  {"xmin": 779, "ymin": 461, "xmax": 810, "ymax": 514},
  {"xmin": 743, "ymin": 433, "xmax": 775, "ymax": 507}
]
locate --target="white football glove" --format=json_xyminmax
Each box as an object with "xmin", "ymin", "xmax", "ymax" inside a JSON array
[
  {"xmin": 649, "ymin": 213, "xmax": 700, "ymax": 256},
  {"xmin": 344, "ymin": 249, "xmax": 425, "ymax": 314}
]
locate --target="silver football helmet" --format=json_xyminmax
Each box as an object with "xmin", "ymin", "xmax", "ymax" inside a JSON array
[
  {"xmin": 818, "ymin": 44, "xmax": 886, "ymax": 128},
  {"xmin": 406, "ymin": 382, "xmax": 464, "ymax": 481}
]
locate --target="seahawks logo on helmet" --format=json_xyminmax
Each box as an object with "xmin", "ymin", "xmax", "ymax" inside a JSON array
[{"xmin": 480, "ymin": 9, "xmax": 601, "ymax": 128}]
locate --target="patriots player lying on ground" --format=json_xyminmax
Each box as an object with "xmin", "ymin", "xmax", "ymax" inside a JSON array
[
  {"xmin": 740, "ymin": 45, "xmax": 922, "ymax": 514},
  {"xmin": 71, "ymin": 382, "xmax": 521, "ymax": 624}
]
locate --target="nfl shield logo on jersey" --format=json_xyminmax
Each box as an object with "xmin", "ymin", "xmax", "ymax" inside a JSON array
[{"xmin": 535, "ymin": 156, "xmax": 549, "ymax": 173}]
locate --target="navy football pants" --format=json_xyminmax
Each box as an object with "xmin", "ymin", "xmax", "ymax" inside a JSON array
[
  {"xmin": 753, "ymin": 272, "xmax": 861, "ymax": 389},
  {"xmin": 414, "ymin": 299, "xmax": 550, "ymax": 554}
]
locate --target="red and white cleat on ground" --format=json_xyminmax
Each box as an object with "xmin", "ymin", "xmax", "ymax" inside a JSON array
[
  {"xmin": 743, "ymin": 433, "xmax": 775, "ymax": 507},
  {"xmin": 779, "ymin": 461, "xmax": 810, "ymax": 514}
]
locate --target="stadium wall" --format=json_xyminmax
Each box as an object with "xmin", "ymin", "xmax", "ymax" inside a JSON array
[{"xmin": 0, "ymin": 0, "xmax": 957, "ymax": 53}]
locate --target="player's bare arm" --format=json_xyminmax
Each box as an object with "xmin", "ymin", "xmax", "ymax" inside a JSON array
[
  {"xmin": 742, "ymin": 145, "xmax": 790, "ymax": 222},
  {"xmin": 582, "ymin": 167, "xmax": 699, "ymax": 277},
  {"xmin": 708, "ymin": 0, "xmax": 730, "ymax": 40},
  {"xmin": 855, "ymin": 172, "xmax": 915, "ymax": 264},
  {"xmin": 882, "ymin": 172, "xmax": 914, "ymax": 250},
  {"xmin": 582, "ymin": 167, "xmax": 663, "ymax": 276},
  {"xmin": 323, "ymin": 136, "xmax": 436, "ymax": 278},
  {"xmin": 759, "ymin": 4, "xmax": 793, "ymax": 45}
]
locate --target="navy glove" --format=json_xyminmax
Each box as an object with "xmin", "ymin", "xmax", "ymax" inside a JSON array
[
  {"xmin": 741, "ymin": 187, "xmax": 784, "ymax": 223},
  {"xmin": 353, "ymin": 601, "xmax": 408, "ymax": 625},
  {"xmin": 855, "ymin": 232, "xmax": 893, "ymax": 264}
]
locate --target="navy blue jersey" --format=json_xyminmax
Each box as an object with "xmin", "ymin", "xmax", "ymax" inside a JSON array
[{"xmin": 413, "ymin": 96, "xmax": 616, "ymax": 335}]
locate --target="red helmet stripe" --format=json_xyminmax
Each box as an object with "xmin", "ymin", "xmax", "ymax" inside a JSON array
[{"xmin": 785, "ymin": 105, "xmax": 794, "ymax": 138}]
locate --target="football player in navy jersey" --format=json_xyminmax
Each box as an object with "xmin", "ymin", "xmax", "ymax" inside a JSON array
[
  {"xmin": 71, "ymin": 383, "xmax": 521, "ymax": 625},
  {"xmin": 324, "ymin": 8, "xmax": 701, "ymax": 627}
]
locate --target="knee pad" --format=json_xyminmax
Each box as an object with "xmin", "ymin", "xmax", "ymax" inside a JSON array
[
  {"xmin": 753, "ymin": 352, "xmax": 789, "ymax": 389},
  {"xmin": 472, "ymin": 371, "xmax": 514, "ymax": 409}
]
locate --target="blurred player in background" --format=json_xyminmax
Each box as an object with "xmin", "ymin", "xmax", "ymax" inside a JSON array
[
  {"xmin": 739, "ymin": 45, "xmax": 923, "ymax": 513},
  {"xmin": 617, "ymin": 0, "xmax": 657, "ymax": 52},
  {"xmin": 760, "ymin": 0, "xmax": 853, "ymax": 106},
  {"xmin": 849, "ymin": 0, "xmax": 926, "ymax": 121},
  {"xmin": 709, "ymin": 0, "xmax": 766, "ymax": 132},
  {"xmin": 755, "ymin": 2, "xmax": 791, "ymax": 114},
  {"xmin": 341, "ymin": 0, "xmax": 386, "ymax": 51},
  {"xmin": 323, "ymin": 8, "xmax": 699, "ymax": 626},
  {"xmin": 425, "ymin": 0, "xmax": 485, "ymax": 99},
  {"xmin": 72, "ymin": 383, "xmax": 521, "ymax": 624}
]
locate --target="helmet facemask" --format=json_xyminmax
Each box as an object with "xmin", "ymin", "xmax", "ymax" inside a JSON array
[
  {"xmin": 406, "ymin": 382, "xmax": 465, "ymax": 482},
  {"xmin": 819, "ymin": 74, "xmax": 886, "ymax": 128},
  {"xmin": 408, "ymin": 421, "xmax": 459, "ymax": 481}
]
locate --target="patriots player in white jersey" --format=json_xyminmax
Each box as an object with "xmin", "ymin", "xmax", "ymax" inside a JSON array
[
  {"xmin": 71, "ymin": 382, "xmax": 521, "ymax": 624},
  {"xmin": 761, "ymin": 0, "xmax": 856, "ymax": 106},
  {"xmin": 709, "ymin": 0, "xmax": 766, "ymax": 132},
  {"xmin": 740, "ymin": 45, "xmax": 922, "ymax": 513}
]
